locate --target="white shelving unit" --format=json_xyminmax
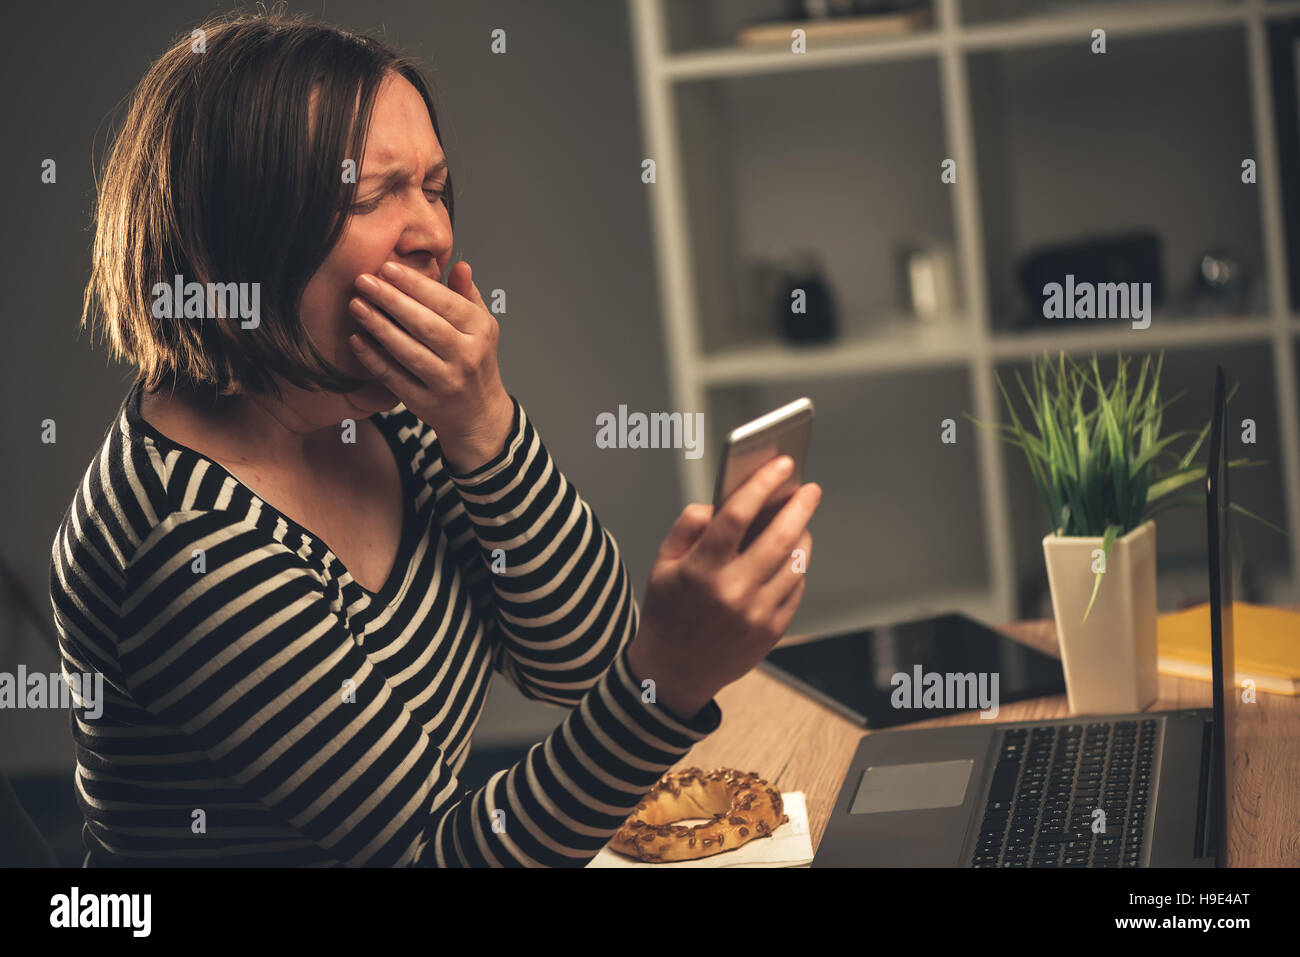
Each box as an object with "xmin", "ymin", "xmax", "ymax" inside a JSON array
[{"xmin": 628, "ymin": 0, "xmax": 1300, "ymax": 634}]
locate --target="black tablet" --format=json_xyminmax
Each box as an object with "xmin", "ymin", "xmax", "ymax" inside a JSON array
[{"xmin": 760, "ymin": 612, "xmax": 1066, "ymax": 728}]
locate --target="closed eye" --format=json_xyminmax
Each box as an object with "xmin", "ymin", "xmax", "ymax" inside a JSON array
[{"xmin": 351, "ymin": 183, "xmax": 448, "ymax": 214}]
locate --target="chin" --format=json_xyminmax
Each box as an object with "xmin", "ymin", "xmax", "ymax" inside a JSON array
[{"xmin": 344, "ymin": 381, "xmax": 400, "ymax": 414}]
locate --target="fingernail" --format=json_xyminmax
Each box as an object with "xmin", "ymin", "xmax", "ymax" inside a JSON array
[
  {"xmin": 356, "ymin": 274, "xmax": 379, "ymax": 293},
  {"xmin": 775, "ymin": 455, "xmax": 794, "ymax": 474},
  {"xmin": 380, "ymin": 262, "xmax": 402, "ymax": 280}
]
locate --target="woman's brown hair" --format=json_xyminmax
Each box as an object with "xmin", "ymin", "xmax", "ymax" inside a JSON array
[{"xmin": 81, "ymin": 7, "xmax": 454, "ymax": 403}]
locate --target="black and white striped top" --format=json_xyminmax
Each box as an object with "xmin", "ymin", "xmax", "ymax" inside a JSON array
[{"xmin": 48, "ymin": 379, "xmax": 721, "ymax": 866}]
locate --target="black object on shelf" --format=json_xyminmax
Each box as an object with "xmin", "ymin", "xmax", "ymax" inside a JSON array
[
  {"xmin": 1013, "ymin": 230, "xmax": 1165, "ymax": 330},
  {"xmin": 785, "ymin": 0, "xmax": 927, "ymax": 15},
  {"xmin": 776, "ymin": 249, "xmax": 838, "ymax": 345}
]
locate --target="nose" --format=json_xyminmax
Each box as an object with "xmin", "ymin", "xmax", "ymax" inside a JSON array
[{"xmin": 393, "ymin": 191, "xmax": 452, "ymax": 275}]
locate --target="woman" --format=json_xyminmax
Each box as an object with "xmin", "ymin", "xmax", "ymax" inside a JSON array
[{"xmin": 50, "ymin": 10, "xmax": 820, "ymax": 866}]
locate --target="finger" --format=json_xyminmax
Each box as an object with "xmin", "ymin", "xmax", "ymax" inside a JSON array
[
  {"xmin": 449, "ymin": 261, "xmax": 476, "ymax": 299},
  {"xmin": 695, "ymin": 455, "xmax": 796, "ymax": 560},
  {"xmin": 463, "ymin": 266, "xmax": 491, "ymax": 315},
  {"xmin": 659, "ymin": 503, "xmax": 714, "ymax": 561},
  {"xmin": 383, "ymin": 260, "xmax": 480, "ymax": 334},
  {"xmin": 767, "ymin": 573, "xmax": 807, "ymax": 640},
  {"xmin": 451, "ymin": 262, "xmax": 495, "ymax": 334},
  {"xmin": 348, "ymin": 292, "xmax": 449, "ymax": 382},
  {"xmin": 355, "ymin": 271, "xmax": 462, "ymax": 357},
  {"xmin": 741, "ymin": 482, "xmax": 821, "ymax": 580},
  {"xmin": 755, "ymin": 528, "xmax": 812, "ymax": 613},
  {"xmin": 347, "ymin": 332, "xmax": 426, "ymax": 396}
]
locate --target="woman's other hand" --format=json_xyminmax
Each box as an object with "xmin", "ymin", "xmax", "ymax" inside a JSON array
[{"xmin": 627, "ymin": 455, "xmax": 822, "ymax": 720}]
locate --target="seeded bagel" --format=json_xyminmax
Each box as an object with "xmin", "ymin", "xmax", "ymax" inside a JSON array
[{"xmin": 609, "ymin": 767, "xmax": 789, "ymax": 863}]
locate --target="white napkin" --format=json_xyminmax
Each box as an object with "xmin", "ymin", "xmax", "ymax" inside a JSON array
[{"xmin": 586, "ymin": 792, "xmax": 813, "ymax": 868}]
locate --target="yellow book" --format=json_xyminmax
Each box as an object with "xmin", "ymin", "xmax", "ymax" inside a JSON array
[{"xmin": 1157, "ymin": 602, "xmax": 1300, "ymax": 696}]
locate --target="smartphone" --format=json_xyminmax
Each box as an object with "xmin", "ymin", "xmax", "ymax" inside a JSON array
[{"xmin": 712, "ymin": 397, "xmax": 814, "ymax": 549}]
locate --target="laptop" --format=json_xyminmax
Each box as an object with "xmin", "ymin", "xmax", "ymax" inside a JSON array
[{"xmin": 814, "ymin": 366, "xmax": 1236, "ymax": 867}]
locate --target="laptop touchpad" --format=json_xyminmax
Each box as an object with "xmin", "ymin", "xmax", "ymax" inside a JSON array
[{"xmin": 849, "ymin": 759, "xmax": 974, "ymax": 814}]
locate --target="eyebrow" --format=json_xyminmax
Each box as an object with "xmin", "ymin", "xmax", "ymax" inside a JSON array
[{"xmin": 360, "ymin": 158, "xmax": 449, "ymax": 184}]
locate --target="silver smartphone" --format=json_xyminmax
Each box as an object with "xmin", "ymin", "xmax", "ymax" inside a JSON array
[{"xmin": 712, "ymin": 397, "xmax": 814, "ymax": 549}]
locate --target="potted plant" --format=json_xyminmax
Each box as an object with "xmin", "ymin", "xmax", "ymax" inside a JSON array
[{"xmin": 967, "ymin": 352, "xmax": 1284, "ymax": 715}]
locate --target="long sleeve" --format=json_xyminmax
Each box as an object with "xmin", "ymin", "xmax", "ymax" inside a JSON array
[
  {"xmin": 120, "ymin": 507, "xmax": 722, "ymax": 867},
  {"xmin": 438, "ymin": 395, "xmax": 642, "ymax": 707}
]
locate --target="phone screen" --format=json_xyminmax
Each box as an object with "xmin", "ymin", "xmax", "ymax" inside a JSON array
[{"xmin": 713, "ymin": 399, "xmax": 813, "ymax": 548}]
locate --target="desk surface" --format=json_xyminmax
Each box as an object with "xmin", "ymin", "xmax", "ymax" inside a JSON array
[{"xmin": 673, "ymin": 611, "xmax": 1300, "ymax": 867}]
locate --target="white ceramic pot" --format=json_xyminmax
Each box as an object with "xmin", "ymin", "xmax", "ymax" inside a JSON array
[{"xmin": 1042, "ymin": 520, "xmax": 1158, "ymax": 715}]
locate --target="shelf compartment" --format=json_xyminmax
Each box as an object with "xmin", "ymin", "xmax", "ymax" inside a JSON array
[
  {"xmin": 672, "ymin": 58, "xmax": 962, "ymax": 359},
  {"xmin": 967, "ymin": 25, "xmax": 1266, "ymax": 334},
  {"xmin": 701, "ymin": 370, "xmax": 993, "ymax": 637},
  {"xmin": 659, "ymin": 0, "xmax": 939, "ymax": 60},
  {"xmin": 782, "ymin": 583, "xmax": 1002, "ymax": 641}
]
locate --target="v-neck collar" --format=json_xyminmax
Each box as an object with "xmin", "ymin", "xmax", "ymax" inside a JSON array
[{"xmin": 123, "ymin": 378, "xmax": 420, "ymax": 605}]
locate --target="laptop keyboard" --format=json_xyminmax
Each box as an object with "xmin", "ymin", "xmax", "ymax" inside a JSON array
[{"xmin": 970, "ymin": 719, "xmax": 1157, "ymax": 867}]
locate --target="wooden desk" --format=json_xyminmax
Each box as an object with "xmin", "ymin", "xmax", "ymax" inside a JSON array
[{"xmin": 674, "ymin": 612, "xmax": 1300, "ymax": 866}]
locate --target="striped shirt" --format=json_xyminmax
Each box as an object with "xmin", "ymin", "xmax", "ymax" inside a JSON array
[{"xmin": 48, "ymin": 379, "xmax": 721, "ymax": 866}]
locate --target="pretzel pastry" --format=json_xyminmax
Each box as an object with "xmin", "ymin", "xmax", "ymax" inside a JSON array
[{"xmin": 608, "ymin": 767, "xmax": 789, "ymax": 863}]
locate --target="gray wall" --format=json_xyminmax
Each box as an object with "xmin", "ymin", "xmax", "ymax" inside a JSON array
[{"xmin": 1, "ymin": 0, "xmax": 678, "ymax": 772}]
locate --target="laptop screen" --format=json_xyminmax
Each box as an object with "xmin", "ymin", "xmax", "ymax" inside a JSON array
[{"xmin": 1206, "ymin": 366, "xmax": 1236, "ymax": 867}]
